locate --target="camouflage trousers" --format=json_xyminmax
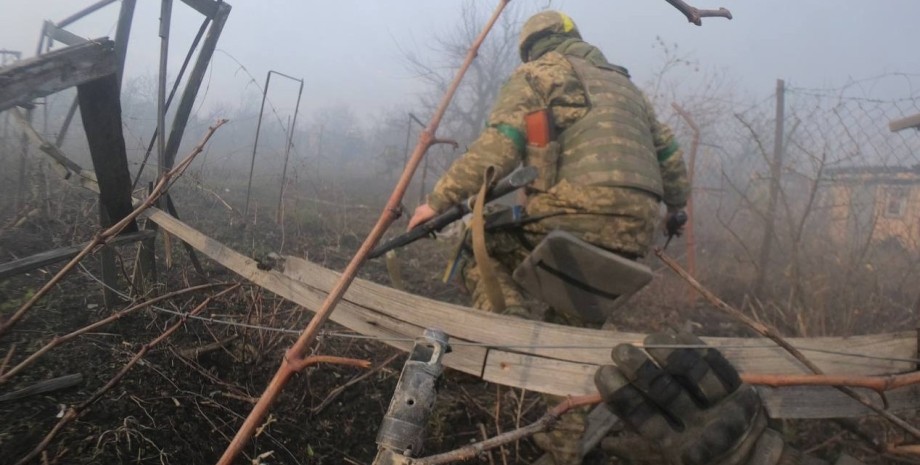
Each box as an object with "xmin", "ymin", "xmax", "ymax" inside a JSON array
[{"xmin": 458, "ymin": 226, "xmax": 608, "ymax": 465}]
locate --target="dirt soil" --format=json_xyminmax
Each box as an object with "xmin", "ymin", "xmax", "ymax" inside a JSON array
[{"xmin": 0, "ymin": 171, "xmax": 914, "ymax": 464}]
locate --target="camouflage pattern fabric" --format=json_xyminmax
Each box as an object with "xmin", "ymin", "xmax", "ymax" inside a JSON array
[
  {"xmin": 432, "ymin": 11, "xmax": 691, "ymax": 465},
  {"xmin": 427, "ymin": 41, "xmax": 688, "ymax": 257}
]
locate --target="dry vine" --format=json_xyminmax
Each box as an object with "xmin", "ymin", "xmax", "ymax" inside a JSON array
[
  {"xmin": 0, "ymin": 119, "xmax": 228, "ymax": 340},
  {"xmin": 13, "ymin": 283, "xmax": 242, "ymax": 465},
  {"xmin": 214, "ymin": 2, "xmax": 514, "ymax": 463}
]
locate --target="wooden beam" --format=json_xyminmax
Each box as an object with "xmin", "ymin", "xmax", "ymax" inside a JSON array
[
  {"xmin": 43, "ymin": 21, "xmax": 87, "ymax": 46},
  {"xmin": 0, "ymin": 39, "xmax": 116, "ymax": 112},
  {"xmin": 180, "ymin": 0, "xmax": 220, "ymax": 18},
  {"xmin": 890, "ymin": 113, "xmax": 920, "ymax": 133},
  {"xmin": 145, "ymin": 208, "xmax": 920, "ymax": 419},
  {"xmin": 161, "ymin": 3, "xmax": 230, "ymax": 170},
  {"xmin": 9, "ymin": 107, "xmax": 97, "ymax": 189},
  {"xmin": 77, "ymin": 73, "xmax": 136, "ymax": 230},
  {"xmin": 0, "ymin": 231, "xmax": 154, "ymax": 280}
]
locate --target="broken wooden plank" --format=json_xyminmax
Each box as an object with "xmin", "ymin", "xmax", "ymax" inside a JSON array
[
  {"xmin": 43, "ymin": 21, "xmax": 87, "ymax": 46},
  {"xmin": 9, "ymin": 107, "xmax": 90, "ymax": 182},
  {"xmin": 0, "ymin": 230, "xmax": 153, "ymax": 280},
  {"xmin": 0, "ymin": 39, "xmax": 116, "ymax": 112},
  {"xmin": 77, "ymin": 72, "xmax": 137, "ymax": 231},
  {"xmin": 0, "ymin": 373, "xmax": 83, "ymax": 402},
  {"xmin": 145, "ymin": 208, "xmax": 920, "ymax": 419},
  {"xmin": 181, "ymin": 0, "xmax": 220, "ymax": 18}
]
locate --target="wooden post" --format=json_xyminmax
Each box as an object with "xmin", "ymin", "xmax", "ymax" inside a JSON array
[
  {"xmin": 754, "ymin": 79, "xmax": 786, "ymax": 297},
  {"xmin": 77, "ymin": 70, "xmax": 138, "ymax": 305},
  {"xmin": 161, "ymin": 2, "xmax": 230, "ymax": 171}
]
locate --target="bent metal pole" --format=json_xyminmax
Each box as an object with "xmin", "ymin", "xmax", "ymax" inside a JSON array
[{"xmin": 215, "ymin": 1, "xmax": 513, "ymax": 463}]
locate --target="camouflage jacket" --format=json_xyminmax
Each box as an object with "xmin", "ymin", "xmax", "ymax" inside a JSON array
[{"xmin": 427, "ymin": 40, "xmax": 689, "ymax": 219}]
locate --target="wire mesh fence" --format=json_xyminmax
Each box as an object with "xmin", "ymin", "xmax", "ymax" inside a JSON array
[{"xmin": 662, "ymin": 74, "xmax": 920, "ymax": 335}]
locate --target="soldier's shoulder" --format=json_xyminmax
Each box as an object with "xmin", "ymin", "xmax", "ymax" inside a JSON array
[
  {"xmin": 515, "ymin": 51, "xmax": 577, "ymax": 96},
  {"xmin": 519, "ymin": 51, "xmax": 574, "ymax": 77}
]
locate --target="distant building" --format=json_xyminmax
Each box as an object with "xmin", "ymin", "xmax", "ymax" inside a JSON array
[{"xmin": 824, "ymin": 166, "xmax": 920, "ymax": 252}]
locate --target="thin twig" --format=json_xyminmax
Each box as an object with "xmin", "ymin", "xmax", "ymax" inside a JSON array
[
  {"xmin": 411, "ymin": 394, "xmax": 599, "ymax": 465},
  {"xmin": 312, "ymin": 352, "xmax": 400, "ymax": 414},
  {"xmin": 655, "ymin": 249, "xmax": 920, "ymax": 441},
  {"xmin": 0, "ymin": 283, "xmax": 227, "ymax": 383},
  {"xmin": 0, "ymin": 120, "xmax": 228, "ymax": 340},
  {"xmin": 13, "ymin": 283, "xmax": 241, "ymax": 465}
]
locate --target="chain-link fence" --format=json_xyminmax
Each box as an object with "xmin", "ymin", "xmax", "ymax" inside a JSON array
[{"xmin": 665, "ymin": 74, "xmax": 920, "ymax": 335}]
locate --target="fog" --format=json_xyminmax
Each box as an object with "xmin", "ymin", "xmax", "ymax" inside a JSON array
[{"xmin": 3, "ymin": 0, "xmax": 920, "ymax": 331}]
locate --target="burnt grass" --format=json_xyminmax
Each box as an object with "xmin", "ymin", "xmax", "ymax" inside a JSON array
[{"xmin": 0, "ymin": 170, "xmax": 915, "ymax": 464}]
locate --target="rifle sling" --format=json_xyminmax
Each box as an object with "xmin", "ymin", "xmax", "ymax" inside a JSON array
[{"xmin": 472, "ymin": 167, "xmax": 506, "ymax": 313}]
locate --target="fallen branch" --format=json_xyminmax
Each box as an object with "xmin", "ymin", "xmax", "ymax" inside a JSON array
[
  {"xmin": 312, "ymin": 352, "xmax": 401, "ymax": 414},
  {"xmin": 664, "ymin": 0, "xmax": 732, "ymax": 26},
  {"xmin": 655, "ymin": 249, "xmax": 920, "ymax": 441},
  {"xmin": 0, "ymin": 120, "xmax": 227, "ymax": 340},
  {"xmin": 214, "ymin": 2, "xmax": 513, "ymax": 464},
  {"xmin": 412, "ymin": 394, "xmax": 599, "ymax": 465},
  {"xmin": 13, "ymin": 283, "xmax": 241, "ymax": 465},
  {"xmin": 0, "ymin": 283, "xmax": 228, "ymax": 384}
]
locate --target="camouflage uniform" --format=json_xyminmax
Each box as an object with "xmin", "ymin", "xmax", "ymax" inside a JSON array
[{"xmin": 426, "ymin": 11, "xmax": 690, "ymax": 464}]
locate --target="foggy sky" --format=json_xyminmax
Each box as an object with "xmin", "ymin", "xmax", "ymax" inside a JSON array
[{"xmin": 1, "ymin": 0, "xmax": 918, "ymax": 122}]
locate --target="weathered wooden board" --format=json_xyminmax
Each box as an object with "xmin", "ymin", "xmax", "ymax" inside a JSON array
[
  {"xmin": 0, "ymin": 39, "xmax": 116, "ymax": 112},
  {"xmin": 78, "ymin": 72, "xmax": 137, "ymax": 231},
  {"xmin": 280, "ymin": 253, "xmax": 915, "ymax": 376},
  {"xmin": 0, "ymin": 230, "xmax": 154, "ymax": 280},
  {"xmin": 145, "ymin": 209, "xmax": 920, "ymax": 418}
]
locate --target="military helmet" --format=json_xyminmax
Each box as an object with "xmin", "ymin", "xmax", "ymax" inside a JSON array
[{"xmin": 518, "ymin": 11, "xmax": 581, "ymax": 62}]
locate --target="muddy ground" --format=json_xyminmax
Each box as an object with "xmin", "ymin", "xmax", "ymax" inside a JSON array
[{"xmin": 0, "ymin": 169, "xmax": 915, "ymax": 464}]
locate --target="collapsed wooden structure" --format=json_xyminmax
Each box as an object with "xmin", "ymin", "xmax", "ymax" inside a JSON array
[{"xmin": 1, "ymin": 3, "xmax": 919, "ymax": 463}]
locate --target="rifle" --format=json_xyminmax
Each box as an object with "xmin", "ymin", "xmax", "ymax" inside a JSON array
[{"xmin": 368, "ymin": 166, "xmax": 538, "ymax": 259}]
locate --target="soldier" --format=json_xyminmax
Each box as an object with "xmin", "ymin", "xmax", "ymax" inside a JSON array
[{"xmin": 407, "ymin": 10, "xmax": 690, "ymax": 464}]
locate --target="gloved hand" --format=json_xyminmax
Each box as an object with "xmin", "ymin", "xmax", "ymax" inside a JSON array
[
  {"xmin": 594, "ymin": 331, "xmax": 791, "ymax": 465},
  {"xmin": 664, "ymin": 208, "xmax": 688, "ymax": 237}
]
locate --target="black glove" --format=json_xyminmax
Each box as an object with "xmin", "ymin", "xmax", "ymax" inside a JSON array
[{"xmin": 595, "ymin": 331, "xmax": 782, "ymax": 465}]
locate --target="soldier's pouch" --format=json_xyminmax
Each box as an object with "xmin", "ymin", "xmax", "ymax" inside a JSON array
[
  {"xmin": 512, "ymin": 230, "xmax": 653, "ymax": 324},
  {"xmin": 525, "ymin": 141, "xmax": 561, "ymax": 192}
]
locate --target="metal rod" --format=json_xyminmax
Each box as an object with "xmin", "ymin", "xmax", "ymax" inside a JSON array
[
  {"xmin": 113, "ymin": 0, "xmax": 137, "ymax": 83},
  {"xmin": 56, "ymin": 0, "xmax": 118, "ymax": 29},
  {"xmin": 244, "ymin": 71, "xmax": 272, "ymax": 217},
  {"xmin": 276, "ymin": 75, "xmax": 305, "ymax": 224},
  {"xmin": 157, "ymin": 0, "xmax": 172, "ymax": 178},
  {"xmin": 131, "ymin": 13, "xmax": 212, "ymax": 189},
  {"xmin": 54, "ymin": 98, "xmax": 79, "ymax": 148}
]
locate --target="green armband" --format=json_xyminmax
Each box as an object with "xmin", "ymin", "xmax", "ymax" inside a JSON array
[
  {"xmin": 491, "ymin": 123, "xmax": 526, "ymax": 155},
  {"xmin": 657, "ymin": 140, "xmax": 680, "ymax": 162}
]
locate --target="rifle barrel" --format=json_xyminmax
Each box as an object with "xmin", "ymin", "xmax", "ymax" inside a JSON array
[{"xmin": 368, "ymin": 166, "xmax": 537, "ymax": 259}]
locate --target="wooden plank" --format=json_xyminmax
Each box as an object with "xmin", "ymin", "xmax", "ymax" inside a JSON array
[
  {"xmin": 44, "ymin": 21, "xmax": 87, "ymax": 46},
  {"xmin": 77, "ymin": 73, "xmax": 136, "ymax": 230},
  {"xmin": 145, "ymin": 209, "xmax": 920, "ymax": 419},
  {"xmin": 0, "ymin": 39, "xmax": 117, "ymax": 112},
  {"xmin": 10, "ymin": 107, "xmax": 91, "ymax": 182},
  {"xmin": 281, "ymin": 254, "xmax": 916, "ymax": 376},
  {"xmin": 0, "ymin": 231, "xmax": 154, "ymax": 280},
  {"xmin": 180, "ymin": 0, "xmax": 220, "ymax": 17}
]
